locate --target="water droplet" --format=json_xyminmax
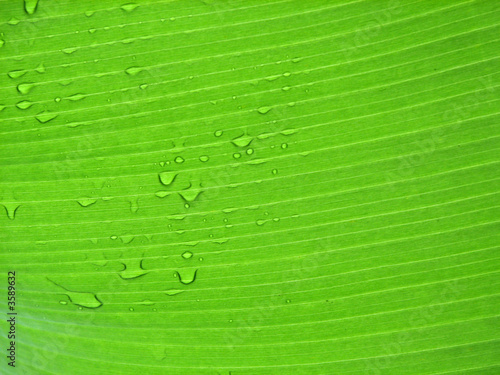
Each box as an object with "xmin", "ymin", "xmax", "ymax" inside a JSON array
[
  {"xmin": 272, "ymin": 169, "xmax": 278, "ymax": 175},
  {"xmin": 119, "ymin": 259, "xmax": 148, "ymax": 280},
  {"xmin": 48, "ymin": 279, "xmax": 102, "ymax": 309},
  {"xmin": 199, "ymin": 155, "xmax": 209, "ymax": 162},
  {"xmin": 54, "ymin": 97, "xmax": 61, "ymax": 103},
  {"xmin": 77, "ymin": 197, "xmax": 97, "ymax": 207},
  {"xmin": 282, "ymin": 86, "xmax": 291, "ymax": 91},
  {"xmin": 35, "ymin": 63, "xmax": 45, "ymax": 74},
  {"xmin": 233, "ymin": 153, "xmax": 241, "ymax": 159},
  {"xmin": 62, "ymin": 47, "xmax": 78, "ymax": 54},
  {"xmin": 281, "ymin": 143, "xmax": 288, "ymax": 149},
  {"xmin": 121, "ymin": 3, "xmax": 139, "ymax": 12},
  {"xmin": 17, "ymin": 82, "xmax": 34, "ymax": 95},
  {"xmin": 125, "ymin": 66, "xmax": 143, "ymax": 76},
  {"xmin": 110, "ymin": 235, "xmax": 118, "ymax": 240},
  {"xmin": 155, "ymin": 191, "xmax": 170, "ymax": 198},
  {"xmin": 129, "ymin": 307, "xmax": 134, "ymax": 312},
  {"xmin": 256, "ymin": 219, "xmax": 266, "ymax": 226},
  {"xmin": 291, "ymin": 57, "xmax": 302, "ymax": 63},
  {"xmin": 16, "ymin": 100, "xmax": 33, "ymax": 110},
  {"xmin": 273, "ymin": 217, "xmax": 280, "ymax": 222},
  {"xmin": 281, "ymin": 129, "xmax": 298, "ymax": 136},
  {"xmin": 182, "ymin": 251, "xmax": 193, "ymax": 259},
  {"xmin": 247, "ymin": 159, "xmax": 266, "ymax": 165},
  {"xmin": 286, "ymin": 299, "xmax": 291, "ymax": 303},
  {"xmin": 214, "ymin": 130, "xmax": 223, "ymax": 137},
  {"xmin": 0, "ymin": 40, "xmax": 5, "ymax": 49},
  {"xmin": 257, "ymin": 106, "xmax": 272, "ymax": 114},
  {"xmin": 35, "ymin": 111, "xmax": 58, "ymax": 123},
  {"xmin": 222, "ymin": 207, "xmax": 237, "ymax": 213},
  {"xmin": 176, "ymin": 269, "xmax": 197, "ymax": 285},
  {"xmin": 0, "ymin": 105, "xmax": 5, "ymax": 112},
  {"xmin": 1, "ymin": 203, "xmax": 20, "ymax": 220},
  {"xmin": 179, "ymin": 184, "xmax": 202, "ymax": 202},
  {"xmin": 139, "ymin": 83, "xmax": 148, "ymax": 90},
  {"xmin": 129, "ymin": 197, "xmax": 139, "ymax": 213},
  {"xmin": 59, "ymin": 300, "xmax": 67, "ymax": 305},
  {"xmin": 246, "ymin": 148, "xmax": 254, "ymax": 155},
  {"xmin": 287, "ymin": 102, "xmax": 296, "ymax": 107},
  {"xmin": 231, "ymin": 133, "xmax": 253, "ymax": 148},
  {"xmin": 67, "ymin": 93, "xmax": 85, "ymax": 101},
  {"xmin": 88, "ymin": 28, "xmax": 96, "ymax": 34},
  {"xmin": 137, "ymin": 299, "xmax": 155, "ymax": 306},
  {"xmin": 174, "ymin": 156, "xmax": 184, "ymax": 164},
  {"xmin": 8, "ymin": 18, "xmax": 20, "ymax": 25},
  {"xmin": 165, "ymin": 289, "xmax": 184, "ymax": 296},
  {"xmin": 283, "ymin": 72, "xmax": 291, "ymax": 77},
  {"xmin": 120, "ymin": 234, "xmax": 135, "ymax": 244},
  {"xmin": 8, "ymin": 70, "xmax": 27, "ymax": 79},
  {"xmin": 85, "ymin": 10, "xmax": 95, "ymax": 17},
  {"xmin": 24, "ymin": 0, "xmax": 39, "ymax": 15},
  {"xmin": 158, "ymin": 171, "xmax": 177, "ymax": 187}
]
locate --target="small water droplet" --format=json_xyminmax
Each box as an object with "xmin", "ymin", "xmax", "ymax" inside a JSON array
[
  {"xmin": 246, "ymin": 148, "xmax": 254, "ymax": 155},
  {"xmin": 110, "ymin": 235, "xmax": 118, "ymax": 240},
  {"xmin": 257, "ymin": 106, "xmax": 272, "ymax": 114},
  {"xmin": 129, "ymin": 307, "xmax": 134, "ymax": 311},
  {"xmin": 291, "ymin": 57, "xmax": 302, "ymax": 63},
  {"xmin": 125, "ymin": 66, "xmax": 143, "ymax": 76},
  {"xmin": 35, "ymin": 111, "xmax": 57, "ymax": 123},
  {"xmin": 120, "ymin": 234, "xmax": 135, "ymax": 244},
  {"xmin": 273, "ymin": 217, "xmax": 280, "ymax": 222},
  {"xmin": 182, "ymin": 251, "xmax": 193, "ymax": 259},
  {"xmin": 59, "ymin": 300, "xmax": 67, "ymax": 305},
  {"xmin": 139, "ymin": 83, "xmax": 148, "ymax": 90},
  {"xmin": 272, "ymin": 169, "xmax": 278, "ymax": 175},
  {"xmin": 155, "ymin": 191, "xmax": 170, "ymax": 198},
  {"xmin": 281, "ymin": 143, "xmax": 288, "ymax": 149},
  {"xmin": 282, "ymin": 86, "xmax": 291, "ymax": 91},
  {"xmin": 174, "ymin": 156, "xmax": 184, "ymax": 164},
  {"xmin": 35, "ymin": 63, "xmax": 45, "ymax": 74},
  {"xmin": 62, "ymin": 47, "xmax": 78, "ymax": 54},
  {"xmin": 165, "ymin": 289, "xmax": 184, "ymax": 296},
  {"xmin": 256, "ymin": 219, "xmax": 266, "ymax": 226},
  {"xmin": 214, "ymin": 130, "xmax": 223, "ymax": 137},
  {"xmin": 77, "ymin": 197, "xmax": 97, "ymax": 207},
  {"xmin": 199, "ymin": 155, "xmax": 209, "ymax": 162},
  {"xmin": 287, "ymin": 102, "xmax": 296, "ymax": 107},
  {"xmin": 286, "ymin": 299, "xmax": 291, "ymax": 303},
  {"xmin": 67, "ymin": 93, "xmax": 85, "ymax": 101},
  {"xmin": 88, "ymin": 28, "xmax": 96, "ymax": 34},
  {"xmin": 137, "ymin": 299, "xmax": 155, "ymax": 306},
  {"xmin": 158, "ymin": 171, "xmax": 177, "ymax": 186},
  {"xmin": 283, "ymin": 72, "xmax": 291, "ymax": 77},
  {"xmin": 24, "ymin": 0, "xmax": 39, "ymax": 15},
  {"xmin": 121, "ymin": 3, "xmax": 139, "ymax": 12},
  {"xmin": 281, "ymin": 129, "xmax": 298, "ymax": 136},
  {"xmin": 54, "ymin": 97, "xmax": 61, "ymax": 103},
  {"xmin": 8, "ymin": 18, "xmax": 20, "ymax": 25},
  {"xmin": 85, "ymin": 10, "xmax": 95, "ymax": 17},
  {"xmin": 129, "ymin": 197, "xmax": 139, "ymax": 213},
  {"xmin": 233, "ymin": 153, "xmax": 241, "ymax": 159},
  {"xmin": 16, "ymin": 100, "xmax": 33, "ymax": 110}
]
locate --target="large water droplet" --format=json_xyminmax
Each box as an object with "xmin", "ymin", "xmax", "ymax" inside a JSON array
[
  {"xmin": 119, "ymin": 259, "xmax": 148, "ymax": 280},
  {"xmin": 174, "ymin": 156, "xmax": 184, "ymax": 164},
  {"xmin": 231, "ymin": 133, "xmax": 253, "ymax": 148},
  {"xmin": 35, "ymin": 111, "xmax": 58, "ymax": 123},
  {"xmin": 179, "ymin": 184, "xmax": 202, "ymax": 202},
  {"xmin": 8, "ymin": 18, "xmax": 20, "ymax": 25},
  {"xmin": 8, "ymin": 70, "xmax": 27, "ymax": 79},
  {"xmin": 17, "ymin": 82, "xmax": 34, "ymax": 95},
  {"xmin": 176, "ymin": 269, "xmax": 197, "ymax": 285},
  {"xmin": 158, "ymin": 171, "xmax": 177, "ymax": 186},
  {"xmin": 49, "ymin": 279, "xmax": 102, "ymax": 309},
  {"xmin": 16, "ymin": 100, "xmax": 33, "ymax": 110},
  {"xmin": 1, "ymin": 203, "xmax": 20, "ymax": 220},
  {"xmin": 24, "ymin": 0, "xmax": 39, "ymax": 15}
]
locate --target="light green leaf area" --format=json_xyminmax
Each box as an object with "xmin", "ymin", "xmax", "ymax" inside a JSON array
[{"xmin": 0, "ymin": 1, "xmax": 499, "ymax": 374}]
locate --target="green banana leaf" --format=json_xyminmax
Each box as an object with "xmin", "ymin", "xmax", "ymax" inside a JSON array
[{"xmin": 0, "ymin": 0, "xmax": 498, "ymax": 374}]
